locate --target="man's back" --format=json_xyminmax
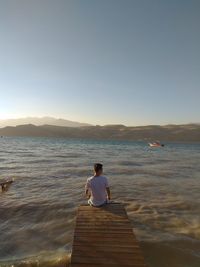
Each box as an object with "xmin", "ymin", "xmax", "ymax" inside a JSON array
[{"xmin": 86, "ymin": 175, "xmax": 109, "ymax": 206}]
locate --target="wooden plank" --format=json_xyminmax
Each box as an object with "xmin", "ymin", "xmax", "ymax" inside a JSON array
[
  {"xmin": 72, "ymin": 249, "xmax": 144, "ymax": 259},
  {"xmin": 70, "ymin": 203, "xmax": 147, "ymax": 267},
  {"xmin": 71, "ymin": 255, "xmax": 146, "ymax": 265},
  {"xmin": 75, "ymin": 225, "xmax": 133, "ymax": 230},
  {"xmin": 73, "ymin": 237, "xmax": 138, "ymax": 244},
  {"xmin": 75, "ymin": 230, "xmax": 134, "ymax": 234},
  {"xmin": 73, "ymin": 240, "xmax": 141, "ymax": 248},
  {"xmin": 72, "ymin": 245, "xmax": 141, "ymax": 253},
  {"xmin": 73, "ymin": 231, "xmax": 137, "ymax": 238},
  {"xmin": 76, "ymin": 214, "xmax": 129, "ymax": 219},
  {"xmin": 71, "ymin": 264, "xmax": 146, "ymax": 267},
  {"xmin": 72, "ymin": 249, "xmax": 144, "ymax": 258},
  {"xmin": 76, "ymin": 218, "xmax": 130, "ymax": 222},
  {"xmin": 75, "ymin": 222, "xmax": 132, "ymax": 227}
]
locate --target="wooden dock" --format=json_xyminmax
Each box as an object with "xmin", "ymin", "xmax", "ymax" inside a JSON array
[{"xmin": 70, "ymin": 203, "xmax": 147, "ymax": 267}]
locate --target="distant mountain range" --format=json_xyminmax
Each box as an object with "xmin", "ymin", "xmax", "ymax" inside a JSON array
[
  {"xmin": 0, "ymin": 117, "xmax": 92, "ymax": 128},
  {"xmin": 0, "ymin": 123, "xmax": 199, "ymax": 142}
]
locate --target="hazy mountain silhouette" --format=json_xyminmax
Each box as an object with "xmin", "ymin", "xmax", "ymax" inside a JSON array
[
  {"xmin": 0, "ymin": 123, "xmax": 199, "ymax": 142},
  {"xmin": 0, "ymin": 117, "xmax": 92, "ymax": 128}
]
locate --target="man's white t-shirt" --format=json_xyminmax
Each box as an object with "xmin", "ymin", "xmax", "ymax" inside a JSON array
[{"xmin": 86, "ymin": 175, "xmax": 109, "ymax": 207}]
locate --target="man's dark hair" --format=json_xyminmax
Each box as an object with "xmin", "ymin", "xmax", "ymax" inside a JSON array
[{"xmin": 94, "ymin": 163, "xmax": 103, "ymax": 173}]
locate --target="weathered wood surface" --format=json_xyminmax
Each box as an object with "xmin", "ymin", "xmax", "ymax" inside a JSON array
[{"xmin": 70, "ymin": 203, "xmax": 147, "ymax": 267}]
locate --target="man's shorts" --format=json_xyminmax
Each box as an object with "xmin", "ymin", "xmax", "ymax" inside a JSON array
[{"xmin": 88, "ymin": 199, "xmax": 108, "ymax": 207}]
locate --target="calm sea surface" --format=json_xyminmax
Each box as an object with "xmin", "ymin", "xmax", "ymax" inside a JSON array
[{"xmin": 0, "ymin": 137, "xmax": 200, "ymax": 267}]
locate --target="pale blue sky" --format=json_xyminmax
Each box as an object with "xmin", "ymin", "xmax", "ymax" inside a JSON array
[{"xmin": 0, "ymin": 0, "xmax": 199, "ymax": 125}]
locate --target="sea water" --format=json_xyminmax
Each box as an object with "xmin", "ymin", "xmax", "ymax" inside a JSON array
[{"xmin": 0, "ymin": 137, "xmax": 200, "ymax": 267}]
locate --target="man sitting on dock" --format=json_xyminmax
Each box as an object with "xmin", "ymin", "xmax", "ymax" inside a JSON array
[{"xmin": 85, "ymin": 163, "xmax": 111, "ymax": 207}]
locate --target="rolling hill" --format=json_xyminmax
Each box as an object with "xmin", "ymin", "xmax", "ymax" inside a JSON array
[
  {"xmin": 0, "ymin": 117, "xmax": 92, "ymax": 128},
  {"xmin": 0, "ymin": 123, "xmax": 199, "ymax": 142}
]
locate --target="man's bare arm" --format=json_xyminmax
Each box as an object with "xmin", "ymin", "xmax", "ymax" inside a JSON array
[
  {"xmin": 106, "ymin": 187, "xmax": 111, "ymax": 200},
  {"xmin": 85, "ymin": 188, "xmax": 91, "ymax": 199}
]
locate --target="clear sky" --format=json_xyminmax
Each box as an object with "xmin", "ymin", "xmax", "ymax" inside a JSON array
[{"xmin": 0, "ymin": 0, "xmax": 199, "ymax": 126}]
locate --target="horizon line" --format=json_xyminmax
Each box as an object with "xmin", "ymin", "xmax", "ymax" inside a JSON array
[{"xmin": 0, "ymin": 116, "xmax": 199, "ymax": 128}]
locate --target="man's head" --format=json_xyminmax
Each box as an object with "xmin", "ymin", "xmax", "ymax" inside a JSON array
[{"xmin": 94, "ymin": 163, "xmax": 103, "ymax": 176}]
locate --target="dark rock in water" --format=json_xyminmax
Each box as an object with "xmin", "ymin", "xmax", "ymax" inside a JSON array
[{"xmin": 0, "ymin": 179, "xmax": 13, "ymax": 192}]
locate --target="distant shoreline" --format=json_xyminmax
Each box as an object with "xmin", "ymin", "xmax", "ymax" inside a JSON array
[{"xmin": 0, "ymin": 123, "xmax": 199, "ymax": 142}]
